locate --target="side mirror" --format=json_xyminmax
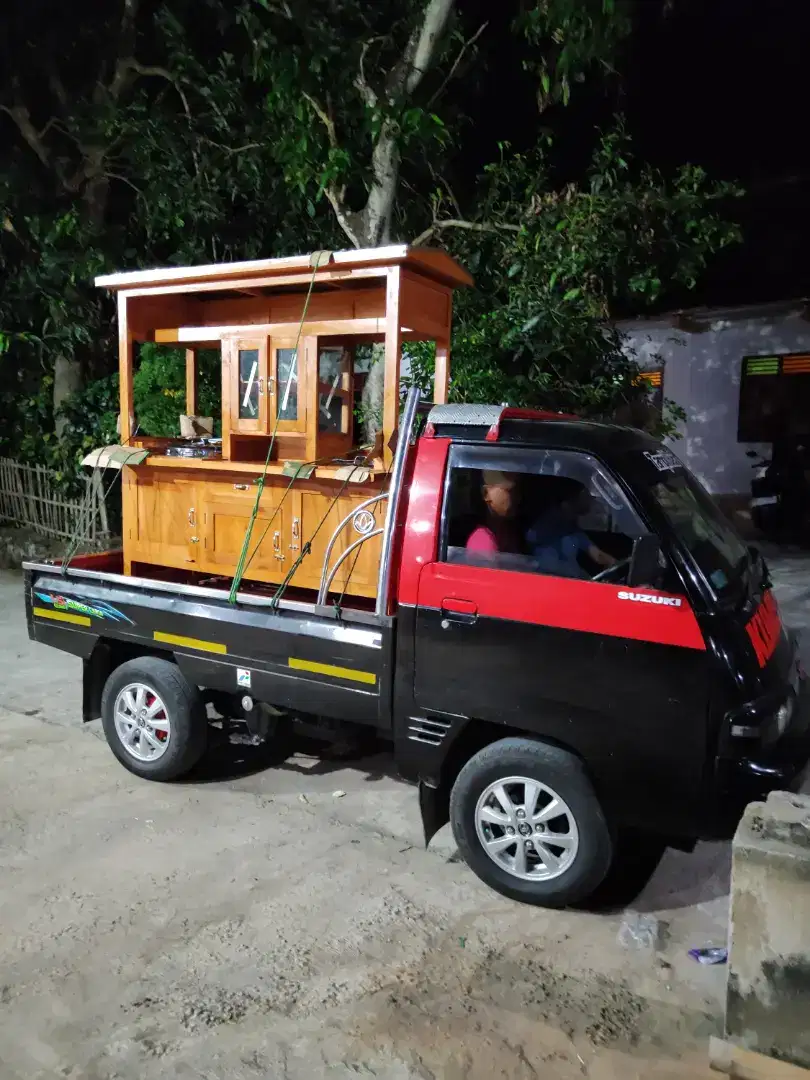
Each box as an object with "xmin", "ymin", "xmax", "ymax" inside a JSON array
[{"xmin": 629, "ymin": 534, "xmax": 662, "ymax": 587}]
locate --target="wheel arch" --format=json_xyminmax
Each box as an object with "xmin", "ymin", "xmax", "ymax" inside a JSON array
[
  {"xmin": 82, "ymin": 638, "xmax": 177, "ymax": 723},
  {"xmin": 419, "ymin": 718, "xmax": 587, "ymax": 847}
]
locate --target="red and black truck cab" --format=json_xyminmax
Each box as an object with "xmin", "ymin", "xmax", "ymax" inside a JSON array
[{"xmin": 394, "ymin": 405, "xmax": 810, "ymax": 849}]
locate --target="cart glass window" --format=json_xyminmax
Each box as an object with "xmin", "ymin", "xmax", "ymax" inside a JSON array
[
  {"xmin": 276, "ymin": 347, "xmax": 299, "ymax": 422},
  {"xmin": 318, "ymin": 348, "xmax": 349, "ymax": 434},
  {"xmin": 238, "ymin": 348, "xmax": 260, "ymax": 419}
]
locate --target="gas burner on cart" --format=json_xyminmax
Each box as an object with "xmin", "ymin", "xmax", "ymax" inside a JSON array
[{"xmin": 164, "ymin": 437, "xmax": 222, "ymax": 460}]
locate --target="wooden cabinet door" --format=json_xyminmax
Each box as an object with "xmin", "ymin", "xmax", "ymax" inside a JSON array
[
  {"xmin": 227, "ymin": 337, "xmax": 269, "ymax": 435},
  {"xmin": 289, "ymin": 488, "xmax": 384, "ymax": 599},
  {"xmin": 125, "ymin": 472, "xmax": 200, "ymax": 569},
  {"xmin": 200, "ymin": 480, "xmax": 287, "ymax": 584},
  {"xmin": 269, "ymin": 336, "xmax": 309, "ymax": 435}
]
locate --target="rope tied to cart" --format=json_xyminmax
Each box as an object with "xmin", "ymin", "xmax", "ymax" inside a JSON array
[{"xmin": 228, "ymin": 251, "xmax": 331, "ymax": 604}]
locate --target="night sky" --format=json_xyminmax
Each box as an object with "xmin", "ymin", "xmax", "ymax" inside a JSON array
[
  {"xmin": 462, "ymin": 0, "xmax": 810, "ymax": 313},
  {"xmin": 625, "ymin": 0, "xmax": 810, "ymax": 310}
]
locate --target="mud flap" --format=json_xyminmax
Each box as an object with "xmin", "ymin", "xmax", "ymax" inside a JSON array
[
  {"xmin": 419, "ymin": 779, "xmax": 450, "ymax": 847},
  {"xmin": 83, "ymin": 642, "xmax": 112, "ymax": 723}
]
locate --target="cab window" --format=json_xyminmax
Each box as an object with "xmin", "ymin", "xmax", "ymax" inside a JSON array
[{"xmin": 441, "ymin": 445, "xmax": 647, "ymax": 584}]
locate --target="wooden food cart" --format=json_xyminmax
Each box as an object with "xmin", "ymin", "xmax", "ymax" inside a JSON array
[{"xmin": 95, "ymin": 245, "xmax": 472, "ymax": 602}]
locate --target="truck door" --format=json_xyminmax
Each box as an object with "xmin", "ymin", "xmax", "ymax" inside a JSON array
[{"xmin": 412, "ymin": 443, "xmax": 711, "ymax": 836}]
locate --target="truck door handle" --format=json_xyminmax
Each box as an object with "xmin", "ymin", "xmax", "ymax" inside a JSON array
[{"xmin": 440, "ymin": 598, "xmax": 478, "ymax": 627}]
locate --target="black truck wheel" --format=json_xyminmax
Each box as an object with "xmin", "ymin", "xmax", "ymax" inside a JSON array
[
  {"xmin": 450, "ymin": 737, "xmax": 613, "ymax": 907},
  {"xmin": 100, "ymin": 657, "xmax": 208, "ymax": 781}
]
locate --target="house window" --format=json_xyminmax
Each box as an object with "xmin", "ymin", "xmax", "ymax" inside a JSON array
[
  {"xmin": 637, "ymin": 369, "xmax": 664, "ymax": 416},
  {"xmin": 738, "ymin": 353, "xmax": 810, "ymax": 442}
]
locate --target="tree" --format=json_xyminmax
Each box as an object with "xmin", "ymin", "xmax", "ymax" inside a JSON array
[
  {"xmin": 229, "ymin": 0, "xmax": 637, "ymax": 248},
  {"xmin": 409, "ymin": 125, "xmax": 741, "ymax": 426}
]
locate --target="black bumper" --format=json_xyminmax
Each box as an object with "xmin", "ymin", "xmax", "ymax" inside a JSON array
[{"xmin": 709, "ymin": 676, "xmax": 810, "ymax": 839}]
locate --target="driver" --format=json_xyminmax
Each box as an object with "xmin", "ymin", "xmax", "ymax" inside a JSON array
[{"xmin": 527, "ymin": 478, "xmax": 617, "ymax": 579}]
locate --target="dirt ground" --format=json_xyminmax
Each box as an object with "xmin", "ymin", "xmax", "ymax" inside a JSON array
[{"xmin": 2, "ymin": 558, "xmax": 809, "ymax": 1080}]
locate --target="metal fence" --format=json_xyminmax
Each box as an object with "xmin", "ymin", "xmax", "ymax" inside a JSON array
[{"xmin": 0, "ymin": 458, "xmax": 110, "ymax": 544}]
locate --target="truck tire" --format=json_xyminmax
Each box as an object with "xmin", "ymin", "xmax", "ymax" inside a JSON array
[
  {"xmin": 101, "ymin": 657, "xmax": 208, "ymax": 781},
  {"xmin": 450, "ymin": 737, "xmax": 613, "ymax": 907}
]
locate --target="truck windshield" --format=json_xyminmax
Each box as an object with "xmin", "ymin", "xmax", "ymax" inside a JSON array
[{"xmin": 646, "ymin": 465, "xmax": 750, "ymax": 600}]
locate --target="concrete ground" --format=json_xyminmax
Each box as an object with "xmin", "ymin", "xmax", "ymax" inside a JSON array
[{"xmin": 1, "ymin": 557, "xmax": 809, "ymax": 1080}]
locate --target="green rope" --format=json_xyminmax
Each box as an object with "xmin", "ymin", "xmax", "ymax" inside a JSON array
[
  {"xmin": 330, "ymin": 458, "xmax": 392, "ymax": 618},
  {"xmin": 228, "ymin": 259, "xmax": 323, "ymax": 605},
  {"xmin": 60, "ymin": 444, "xmax": 144, "ymax": 573},
  {"xmin": 239, "ymin": 453, "xmax": 356, "ymax": 583},
  {"xmin": 268, "ymin": 454, "xmax": 374, "ymax": 609}
]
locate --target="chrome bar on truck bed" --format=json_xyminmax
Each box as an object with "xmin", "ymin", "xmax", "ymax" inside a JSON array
[{"xmin": 376, "ymin": 386, "xmax": 421, "ymax": 617}]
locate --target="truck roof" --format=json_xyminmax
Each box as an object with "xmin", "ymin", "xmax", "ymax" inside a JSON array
[{"xmin": 424, "ymin": 403, "xmax": 660, "ymax": 458}]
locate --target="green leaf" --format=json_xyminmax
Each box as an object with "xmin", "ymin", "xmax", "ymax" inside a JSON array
[{"xmin": 563, "ymin": 288, "xmax": 581, "ymax": 301}]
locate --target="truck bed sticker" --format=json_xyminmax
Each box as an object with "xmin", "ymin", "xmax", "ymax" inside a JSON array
[
  {"xmin": 746, "ymin": 591, "xmax": 781, "ymax": 667},
  {"xmin": 35, "ymin": 592, "xmax": 133, "ymax": 625},
  {"xmin": 153, "ymin": 631, "xmax": 227, "ymax": 655},
  {"xmin": 32, "ymin": 605, "xmax": 91, "ymax": 628},
  {"xmin": 288, "ymin": 657, "xmax": 377, "ymax": 685}
]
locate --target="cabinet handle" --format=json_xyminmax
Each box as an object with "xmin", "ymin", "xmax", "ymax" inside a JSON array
[
  {"xmin": 188, "ymin": 507, "xmax": 196, "ymax": 527},
  {"xmin": 233, "ymin": 484, "xmax": 249, "ymax": 491},
  {"xmin": 291, "ymin": 517, "xmax": 300, "ymax": 551},
  {"xmin": 273, "ymin": 530, "xmax": 285, "ymax": 561},
  {"xmin": 267, "ymin": 376, "xmax": 275, "ymax": 397},
  {"xmin": 258, "ymin": 378, "xmax": 264, "ymax": 395},
  {"xmin": 190, "ymin": 536, "xmax": 199, "ymax": 544}
]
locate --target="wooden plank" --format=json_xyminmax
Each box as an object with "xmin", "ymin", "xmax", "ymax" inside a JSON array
[
  {"xmin": 118, "ymin": 293, "xmax": 134, "ymax": 445},
  {"xmin": 383, "ymin": 266, "xmax": 403, "ymax": 469},
  {"xmin": 155, "ymin": 318, "xmax": 384, "ymax": 344},
  {"xmin": 142, "ymin": 455, "xmax": 387, "ymax": 479},
  {"xmin": 119, "ymin": 265, "xmax": 390, "ymax": 299},
  {"xmin": 434, "ymin": 335, "xmax": 450, "ymax": 405},
  {"xmin": 185, "ymin": 349, "xmax": 198, "ymax": 416},
  {"xmin": 709, "ymin": 1037, "xmax": 810, "ymax": 1080},
  {"xmin": 399, "ymin": 270, "xmax": 453, "ymax": 339}
]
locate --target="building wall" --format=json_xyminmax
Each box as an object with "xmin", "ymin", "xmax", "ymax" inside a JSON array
[{"xmin": 621, "ymin": 307, "xmax": 810, "ymax": 496}]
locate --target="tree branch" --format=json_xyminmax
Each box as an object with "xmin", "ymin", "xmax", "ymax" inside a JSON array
[
  {"xmin": 302, "ymin": 91, "xmax": 339, "ymax": 150},
  {"xmin": 48, "ymin": 72, "xmax": 70, "ymax": 116},
  {"xmin": 406, "ymin": 0, "xmax": 456, "ymax": 95},
  {"xmin": 0, "ymin": 101, "xmax": 51, "ymax": 169},
  {"xmin": 324, "ymin": 188, "xmax": 362, "ymax": 248},
  {"xmin": 427, "ymin": 21, "xmax": 487, "ymax": 108},
  {"xmin": 354, "ymin": 39, "xmax": 379, "ymax": 109},
  {"xmin": 412, "ymin": 217, "xmax": 520, "ymax": 246},
  {"xmin": 388, "ymin": 0, "xmax": 456, "ymax": 99},
  {"xmin": 108, "ymin": 0, "xmax": 141, "ymax": 100}
]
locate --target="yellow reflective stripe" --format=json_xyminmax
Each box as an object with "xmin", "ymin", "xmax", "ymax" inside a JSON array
[
  {"xmin": 154, "ymin": 631, "xmax": 227, "ymax": 655},
  {"xmin": 33, "ymin": 606, "xmax": 91, "ymax": 627},
  {"xmin": 288, "ymin": 657, "xmax": 377, "ymax": 685}
]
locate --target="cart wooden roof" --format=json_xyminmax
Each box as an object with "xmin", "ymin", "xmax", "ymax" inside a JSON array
[{"xmin": 95, "ymin": 245, "xmax": 473, "ymax": 296}]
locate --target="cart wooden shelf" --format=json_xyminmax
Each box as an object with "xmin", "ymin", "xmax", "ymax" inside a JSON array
[{"xmin": 96, "ymin": 245, "xmax": 472, "ymax": 600}]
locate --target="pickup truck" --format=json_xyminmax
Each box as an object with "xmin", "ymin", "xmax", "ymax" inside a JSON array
[{"xmin": 25, "ymin": 391, "xmax": 810, "ymax": 908}]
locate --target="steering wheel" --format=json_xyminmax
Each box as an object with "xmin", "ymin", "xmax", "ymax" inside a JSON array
[{"xmin": 592, "ymin": 557, "xmax": 631, "ymax": 584}]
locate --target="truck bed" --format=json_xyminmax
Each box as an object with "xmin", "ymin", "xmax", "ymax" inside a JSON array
[{"xmin": 24, "ymin": 560, "xmax": 393, "ymax": 728}]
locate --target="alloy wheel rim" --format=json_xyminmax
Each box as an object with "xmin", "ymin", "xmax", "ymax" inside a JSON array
[
  {"xmin": 113, "ymin": 682, "xmax": 171, "ymax": 763},
  {"xmin": 474, "ymin": 775, "xmax": 579, "ymax": 882}
]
